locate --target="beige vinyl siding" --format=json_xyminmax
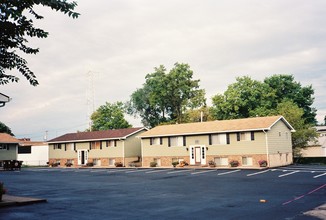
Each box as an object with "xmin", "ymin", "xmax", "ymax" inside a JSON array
[
  {"xmin": 0, "ymin": 144, "xmax": 18, "ymax": 160},
  {"xmin": 142, "ymin": 137, "xmax": 188, "ymax": 157},
  {"xmin": 207, "ymin": 132, "xmax": 267, "ymax": 156},
  {"xmin": 267, "ymin": 120, "xmax": 292, "ymax": 154},
  {"xmin": 142, "ymin": 131, "xmax": 267, "ymax": 157},
  {"xmin": 124, "ymin": 132, "xmax": 144, "ymax": 158},
  {"xmin": 89, "ymin": 140, "xmax": 123, "ymax": 158}
]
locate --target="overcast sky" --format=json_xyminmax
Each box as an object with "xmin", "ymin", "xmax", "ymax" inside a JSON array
[{"xmin": 1, "ymin": 0, "xmax": 326, "ymax": 141}]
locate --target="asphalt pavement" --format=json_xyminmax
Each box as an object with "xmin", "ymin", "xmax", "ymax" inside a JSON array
[{"xmin": 0, "ymin": 165, "xmax": 325, "ymax": 219}]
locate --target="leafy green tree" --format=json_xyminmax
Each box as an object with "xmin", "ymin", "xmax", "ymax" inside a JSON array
[
  {"xmin": 91, "ymin": 102, "xmax": 131, "ymax": 131},
  {"xmin": 211, "ymin": 74, "xmax": 316, "ymax": 125},
  {"xmin": 0, "ymin": 121, "xmax": 14, "ymax": 135},
  {"xmin": 183, "ymin": 106, "xmax": 215, "ymax": 123},
  {"xmin": 0, "ymin": 0, "xmax": 79, "ymax": 86},
  {"xmin": 264, "ymin": 74, "xmax": 316, "ymax": 124},
  {"xmin": 128, "ymin": 63, "xmax": 206, "ymax": 127},
  {"xmin": 211, "ymin": 76, "xmax": 275, "ymax": 120}
]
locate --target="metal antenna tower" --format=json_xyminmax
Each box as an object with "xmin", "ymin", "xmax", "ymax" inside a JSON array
[{"xmin": 86, "ymin": 71, "xmax": 96, "ymax": 131}]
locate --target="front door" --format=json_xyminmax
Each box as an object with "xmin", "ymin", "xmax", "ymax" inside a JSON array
[
  {"xmin": 78, "ymin": 150, "xmax": 88, "ymax": 165},
  {"xmin": 189, "ymin": 146, "xmax": 206, "ymax": 165}
]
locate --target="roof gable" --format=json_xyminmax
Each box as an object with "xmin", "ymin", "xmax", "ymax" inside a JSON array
[
  {"xmin": 47, "ymin": 127, "xmax": 146, "ymax": 143},
  {"xmin": 139, "ymin": 116, "xmax": 294, "ymax": 138}
]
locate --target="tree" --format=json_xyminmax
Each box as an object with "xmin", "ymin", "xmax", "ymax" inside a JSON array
[
  {"xmin": 0, "ymin": 121, "xmax": 14, "ymax": 135},
  {"xmin": 264, "ymin": 74, "xmax": 316, "ymax": 124},
  {"xmin": 128, "ymin": 63, "xmax": 206, "ymax": 127},
  {"xmin": 211, "ymin": 76, "xmax": 275, "ymax": 120},
  {"xmin": 0, "ymin": 0, "xmax": 79, "ymax": 86},
  {"xmin": 211, "ymin": 74, "xmax": 317, "ymax": 125},
  {"xmin": 210, "ymin": 75, "xmax": 318, "ymax": 152},
  {"xmin": 90, "ymin": 102, "xmax": 131, "ymax": 131},
  {"xmin": 183, "ymin": 106, "xmax": 215, "ymax": 123}
]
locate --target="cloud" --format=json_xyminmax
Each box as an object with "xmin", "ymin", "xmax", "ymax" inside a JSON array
[{"xmin": 2, "ymin": 0, "xmax": 326, "ymax": 140}]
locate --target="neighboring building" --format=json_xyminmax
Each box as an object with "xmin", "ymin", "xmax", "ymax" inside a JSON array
[
  {"xmin": 300, "ymin": 126, "xmax": 326, "ymax": 157},
  {"xmin": 0, "ymin": 92, "xmax": 11, "ymax": 107},
  {"xmin": 17, "ymin": 138, "xmax": 49, "ymax": 166},
  {"xmin": 0, "ymin": 133, "xmax": 19, "ymax": 166},
  {"xmin": 139, "ymin": 116, "xmax": 295, "ymax": 168},
  {"xmin": 47, "ymin": 127, "xmax": 147, "ymax": 167}
]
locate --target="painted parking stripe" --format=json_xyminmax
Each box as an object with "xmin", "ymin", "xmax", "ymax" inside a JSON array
[
  {"xmin": 191, "ymin": 170, "xmax": 216, "ymax": 175},
  {"xmin": 90, "ymin": 170, "xmax": 107, "ymax": 173},
  {"xmin": 125, "ymin": 169, "xmax": 153, "ymax": 173},
  {"xmin": 247, "ymin": 170, "xmax": 270, "ymax": 176},
  {"xmin": 146, "ymin": 169, "xmax": 169, "ymax": 174},
  {"xmin": 217, "ymin": 170, "xmax": 240, "ymax": 176},
  {"xmin": 278, "ymin": 170, "xmax": 299, "ymax": 178},
  {"xmin": 107, "ymin": 169, "xmax": 132, "ymax": 173},
  {"xmin": 167, "ymin": 169, "xmax": 192, "ymax": 174},
  {"xmin": 313, "ymin": 173, "xmax": 326, "ymax": 179}
]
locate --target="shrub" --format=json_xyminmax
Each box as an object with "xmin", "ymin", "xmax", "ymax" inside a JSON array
[
  {"xmin": 229, "ymin": 160, "xmax": 239, "ymax": 167},
  {"xmin": 258, "ymin": 160, "xmax": 268, "ymax": 167},
  {"xmin": 65, "ymin": 162, "xmax": 73, "ymax": 167},
  {"xmin": 86, "ymin": 162, "xmax": 94, "ymax": 167},
  {"xmin": 114, "ymin": 162, "xmax": 123, "ymax": 167},
  {"xmin": 172, "ymin": 161, "xmax": 179, "ymax": 167},
  {"xmin": 150, "ymin": 161, "xmax": 157, "ymax": 167},
  {"xmin": 208, "ymin": 160, "xmax": 216, "ymax": 167}
]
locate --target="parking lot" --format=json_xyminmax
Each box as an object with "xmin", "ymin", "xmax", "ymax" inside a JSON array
[{"xmin": 0, "ymin": 165, "xmax": 325, "ymax": 219}]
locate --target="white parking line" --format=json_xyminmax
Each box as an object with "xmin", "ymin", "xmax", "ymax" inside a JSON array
[
  {"xmin": 313, "ymin": 172, "xmax": 326, "ymax": 179},
  {"xmin": 90, "ymin": 170, "xmax": 106, "ymax": 173},
  {"xmin": 278, "ymin": 171, "xmax": 299, "ymax": 178},
  {"xmin": 107, "ymin": 169, "xmax": 132, "ymax": 173},
  {"xmin": 217, "ymin": 170, "xmax": 240, "ymax": 176},
  {"xmin": 125, "ymin": 169, "xmax": 153, "ymax": 173},
  {"xmin": 247, "ymin": 170, "xmax": 270, "ymax": 176},
  {"xmin": 146, "ymin": 169, "xmax": 168, "ymax": 174},
  {"xmin": 191, "ymin": 170, "xmax": 216, "ymax": 175},
  {"xmin": 167, "ymin": 169, "xmax": 192, "ymax": 174}
]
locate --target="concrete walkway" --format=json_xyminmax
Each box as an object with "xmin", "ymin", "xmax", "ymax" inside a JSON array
[{"xmin": 0, "ymin": 195, "xmax": 47, "ymax": 208}]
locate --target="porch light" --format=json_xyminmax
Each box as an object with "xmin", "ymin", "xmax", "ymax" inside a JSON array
[{"xmin": 206, "ymin": 147, "xmax": 209, "ymax": 151}]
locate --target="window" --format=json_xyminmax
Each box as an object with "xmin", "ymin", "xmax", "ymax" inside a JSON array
[
  {"xmin": 285, "ymin": 132, "xmax": 289, "ymax": 140},
  {"xmin": 107, "ymin": 140, "xmax": 116, "ymax": 147},
  {"xmin": 150, "ymin": 137, "xmax": 162, "ymax": 145},
  {"xmin": 237, "ymin": 132, "xmax": 254, "ymax": 141},
  {"xmin": 169, "ymin": 136, "xmax": 184, "ymax": 147},
  {"xmin": 91, "ymin": 141, "xmax": 101, "ymax": 150},
  {"xmin": 211, "ymin": 134, "xmax": 227, "ymax": 145},
  {"xmin": 214, "ymin": 157, "xmax": 228, "ymax": 166},
  {"xmin": 279, "ymin": 132, "xmax": 282, "ymax": 137},
  {"xmin": 240, "ymin": 132, "xmax": 251, "ymax": 141},
  {"xmin": 242, "ymin": 157, "xmax": 253, "ymax": 166},
  {"xmin": 54, "ymin": 144, "xmax": 62, "ymax": 149},
  {"xmin": 18, "ymin": 146, "xmax": 31, "ymax": 154},
  {"xmin": 69, "ymin": 143, "xmax": 75, "ymax": 151},
  {"xmin": 0, "ymin": 144, "xmax": 8, "ymax": 150},
  {"xmin": 109, "ymin": 158, "xmax": 115, "ymax": 166},
  {"xmin": 93, "ymin": 158, "xmax": 101, "ymax": 166}
]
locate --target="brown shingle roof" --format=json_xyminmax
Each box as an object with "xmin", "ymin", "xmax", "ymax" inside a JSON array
[
  {"xmin": 47, "ymin": 127, "xmax": 146, "ymax": 143},
  {"xmin": 139, "ymin": 116, "xmax": 294, "ymax": 138},
  {"xmin": 0, "ymin": 133, "xmax": 20, "ymax": 143}
]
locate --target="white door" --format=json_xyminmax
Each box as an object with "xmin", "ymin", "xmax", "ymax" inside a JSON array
[
  {"xmin": 77, "ymin": 150, "xmax": 88, "ymax": 165},
  {"xmin": 189, "ymin": 146, "xmax": 206, "ymax": 165}
]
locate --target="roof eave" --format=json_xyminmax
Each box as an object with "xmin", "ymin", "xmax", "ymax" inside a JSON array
[{"xmin": 139, "ymin": 128, "xmax": 271, "ymax": 138}]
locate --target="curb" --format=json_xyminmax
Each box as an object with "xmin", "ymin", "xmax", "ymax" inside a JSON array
[{"xmin": 0, "ymin": 195, "xmax": 47, "ymax": 208}]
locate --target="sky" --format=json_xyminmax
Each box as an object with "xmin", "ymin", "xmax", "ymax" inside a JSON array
[{"xmin": 1, "ymin": 0, "xmax": 326, "ymax": 141}]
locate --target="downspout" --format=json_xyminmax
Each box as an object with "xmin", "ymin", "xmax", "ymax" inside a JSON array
[
  {"xmin": 263, "ymin": 130, "xmax": 270, "ymax": 167},
  {"xmin": 122, "ymin": 139, "xmax": 125, "ymax": 166},
  {"xmin": 141, "ymin": 138, "xmax": 144, "ymax": 167}
]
